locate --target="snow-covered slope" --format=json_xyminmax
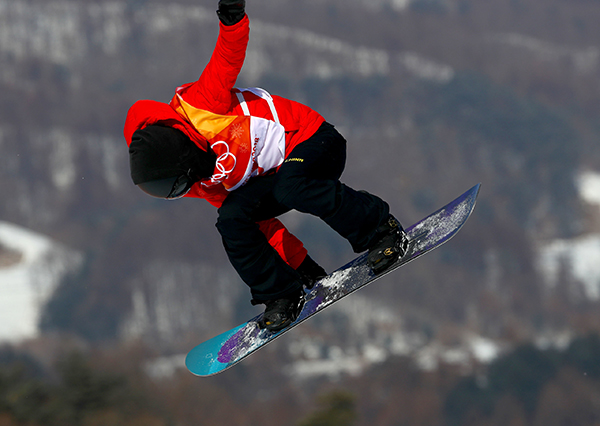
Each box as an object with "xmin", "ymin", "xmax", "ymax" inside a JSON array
[
  {"xmin": 537, "ymin": 171, "xmax": 600, "ymax": 300},
  {"xmin": 0, "ymin": 0, "xmax": 452, "ymax": 87},
  {"xmin": 578, "ymin": 170, "xmax": 600, "ymax": 206},
  {"xmin": 0, "ymin": 222, "xmax": 80, "ymax": 342}
]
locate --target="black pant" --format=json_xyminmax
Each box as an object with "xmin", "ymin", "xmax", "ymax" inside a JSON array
[{"xmin": 216, "ymin": 122, "xmax": 389, "ymax": 302}]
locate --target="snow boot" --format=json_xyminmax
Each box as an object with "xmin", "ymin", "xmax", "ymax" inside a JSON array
[
  {"xmin": 367, "ymin": 215, "xmax": 409, "ymax": 274},
  {"xmin": 258, "ymin": 289, "xmax": 305, "ymax": 332}
]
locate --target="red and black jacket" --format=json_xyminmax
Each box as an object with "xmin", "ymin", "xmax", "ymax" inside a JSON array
[{"xmin": 124, "ymin": 15, "xmax": 325, "ymax": 269}]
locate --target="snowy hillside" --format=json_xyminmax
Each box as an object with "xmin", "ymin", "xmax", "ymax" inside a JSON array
[
  {"xmin": 0, "ymin": 0, "xmax": 451, "ymax": 86},
  {"xmin": 0, "ymin": 222, "xmax": 80, "ymax": 342},
  {"xmin": 0, "ymin": 0, "xmax": 599, "ymax": 384},
  {"xmin": 3, "ymin": 0, "xmax": 600, "ymax": 423},
  {"xmin": 537, "ymin": 171, "xmax": 600, "ymax": 300}
]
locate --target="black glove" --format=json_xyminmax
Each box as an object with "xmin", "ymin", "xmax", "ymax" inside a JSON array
[{"xmin": 217, "ymin": 0, "xmax": 246, "ymax": 26}]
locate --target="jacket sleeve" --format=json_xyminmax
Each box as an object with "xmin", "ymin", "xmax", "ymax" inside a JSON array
[{"xmin": 178, "ymin": 15, "xmax": 250, "ymax": 114}]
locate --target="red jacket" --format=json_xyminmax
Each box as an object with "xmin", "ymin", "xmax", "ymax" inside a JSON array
[{"xmin": 124, "ymin": 15, "xmax": 325, "ymax": 269}]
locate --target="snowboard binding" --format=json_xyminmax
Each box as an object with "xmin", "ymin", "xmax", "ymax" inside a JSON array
[
  {"xmin": 257, "ymin": 289, "xmax": 306, "ymax": 332},
  {"xmin": 367, "ymin": 215, "xmax": 409, "ymax": 274}
]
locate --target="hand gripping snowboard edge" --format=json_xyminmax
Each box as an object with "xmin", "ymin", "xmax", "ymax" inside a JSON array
[{"xmin": 185, "ymin": 183, "xmax": 481, "ymax": 376}]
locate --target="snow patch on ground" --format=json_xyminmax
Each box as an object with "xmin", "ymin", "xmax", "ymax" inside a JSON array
[
  {"xmin": 536, "ymin": 171, "xmax": 600, "ymax": 300},
  {"xmin": 144, "ymin": 354, "xmax": 187, "ymax": 379},
  {"xmin": 578, "ymin": 170, "xmax": 600, "ymax": 206},
  {"xmin": 0, "ymin": 221, "xmax": 81, "ymax": 342},
  {"xmin": 285, "ymin": 293, "xmax": 501, "ymax": 379},
  {"xmin": 538, "ymin": 234, "xmax": 600, "ymax": 300},
  {"xmin": 399, "ymin": 51, "xmax": 455, "ymax": 82},
  {"xmin": 288, "ymin": 327, "xmax": 502, "ymax": 379},
  {"xmin": 416, "ymin": 334, "xmax": 500, "ymax": 371},
  {"xmin": 490, "ymin": 33, "xmax": 599, "ymax": 75}
]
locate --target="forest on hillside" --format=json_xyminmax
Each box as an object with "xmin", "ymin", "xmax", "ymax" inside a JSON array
[
  {"xmin": 1, "ymin": 0, "xmax": 593, "ymax": 343},
  {"xmin": 1, "ymin": 0, "xmax": 600, "ymax": 423},
  {"xmin": 1, "ymin": 334, "xmax": 600, "ymax": 426}
]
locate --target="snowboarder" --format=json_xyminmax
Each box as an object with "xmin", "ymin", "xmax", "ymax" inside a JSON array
[{"xmin": 124, "ymin": 0, "xmax": 408, "ymax": 332}]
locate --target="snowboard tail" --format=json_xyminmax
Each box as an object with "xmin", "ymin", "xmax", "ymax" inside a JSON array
[{"xmin": 186, "ymin": 184, "xmax": 481, "ymax": 376}]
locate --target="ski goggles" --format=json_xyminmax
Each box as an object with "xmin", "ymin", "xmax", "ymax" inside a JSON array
[{"xmin": 137, "ymin": 170, "xmax": 195, "ymax": 200}]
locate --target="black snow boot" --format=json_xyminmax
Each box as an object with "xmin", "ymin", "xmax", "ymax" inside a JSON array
[
  {"xmin": 296, "ymin": 255, "xmax": 327, "ymax": 289},
  {"xmin": 258, "ymin": 289, "xmax": 305, "ymax": 332},
  {"xmin": 367, "ymin": 215, "xmax": 409, "ymax": 274}
]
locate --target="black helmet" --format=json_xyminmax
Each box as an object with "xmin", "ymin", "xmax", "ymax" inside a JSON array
[{"xmin": 129, "ymin": 125, "xmax": 215, "ymax": 199}]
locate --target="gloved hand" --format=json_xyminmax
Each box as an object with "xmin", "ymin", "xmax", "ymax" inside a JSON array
[{"xmin": 217, "ymin": 0, "xmax": 246, "ymax": 26}]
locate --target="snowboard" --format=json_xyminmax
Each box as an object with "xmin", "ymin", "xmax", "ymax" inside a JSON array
[{"xmin": 186, "ymin": 183, "xmax": 481, "ymax": 376}]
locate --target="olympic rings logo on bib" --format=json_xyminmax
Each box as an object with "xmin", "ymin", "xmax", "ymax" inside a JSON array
[{"xmin": 210, "ymin": 141, "xmax": 237, "ymax": 184}]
